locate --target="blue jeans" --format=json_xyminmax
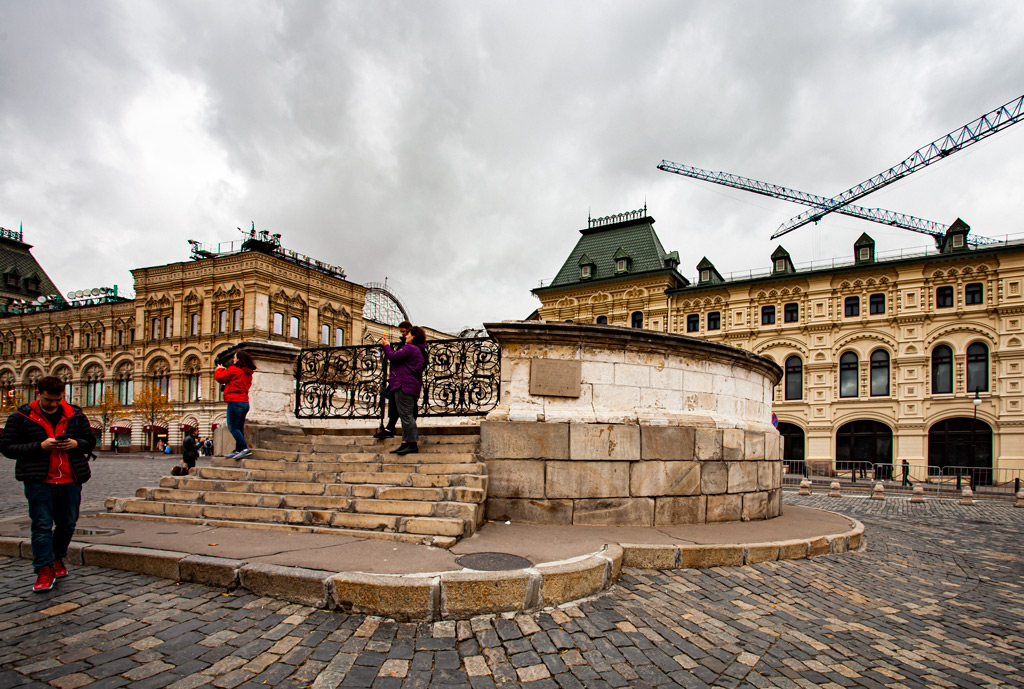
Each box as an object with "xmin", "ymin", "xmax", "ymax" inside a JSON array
[
  {"xmin": 226, "ymin": 401, "xmax": 250, "ymax": 452},
  {"xmin": 24, "ymin": 482, "xmax": 82, "ymax": 571}
]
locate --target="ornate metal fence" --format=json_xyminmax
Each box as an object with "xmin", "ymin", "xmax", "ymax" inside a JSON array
[{"xmin": 295, "ymin": 337, "xmax": 500, "ymax": 420}]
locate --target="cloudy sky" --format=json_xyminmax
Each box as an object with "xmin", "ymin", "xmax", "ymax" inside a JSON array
[{"xmin": 2, "ymin": 1, "xmax": 1024, "ymax": 333}]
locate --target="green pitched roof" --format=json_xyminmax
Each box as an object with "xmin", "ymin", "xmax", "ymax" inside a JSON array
[
  {"xmin": 0, "ymin": 232, "xmax": 61, "ymax": 301},
  {"xmin": 544, "ymin": 216, "xmax": 679, "ymax": 289}
]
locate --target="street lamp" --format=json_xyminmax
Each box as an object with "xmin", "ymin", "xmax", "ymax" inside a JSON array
[{"xmin": 970, "ymin": 390, "xmax": 982, "ymax": 490}]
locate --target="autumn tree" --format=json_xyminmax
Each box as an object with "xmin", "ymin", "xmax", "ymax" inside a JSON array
[
  {"xmin": 88, "ymin": 389, "xmax": 129, "ymax": 450},
  {"xmin": 0, "ymin": 388, "xmax": 17, "ymax": 418},
  {"xmin": 132, "ymin": 384, "xmax": 176, "ymax": 451}
]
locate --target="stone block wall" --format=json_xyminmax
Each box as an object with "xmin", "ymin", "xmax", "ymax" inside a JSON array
[{"xmin": 481, "ymin": 421, "xmax": 783, "ymax": 526}]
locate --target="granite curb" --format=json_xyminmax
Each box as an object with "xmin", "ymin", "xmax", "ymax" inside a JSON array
[{"xmin": 0, "ymin": 518, "xmax": 863, "ymax": 620}]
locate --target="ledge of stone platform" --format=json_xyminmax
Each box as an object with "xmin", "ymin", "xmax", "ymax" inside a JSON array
[{"xmin": 0, "ymin": 521, "xmax": 861, "ymax": 620}]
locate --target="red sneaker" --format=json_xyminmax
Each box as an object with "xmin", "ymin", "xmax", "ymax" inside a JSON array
[
  {"xmin": 33, "ymin": 565, "xmax": 56, "ymax": 592},
  {"xmin": 53, "ymin": 559, "xmax": 68, "ymax": 578}
]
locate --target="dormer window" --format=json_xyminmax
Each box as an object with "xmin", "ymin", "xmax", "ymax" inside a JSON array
[
  {"xmin": 577, "ymin": 253, "xmax": 595, "ymax": 280},
  {"xmin": 613, "ymin": 247, "xmax": 631, "ymax": 274},
  {"xmin": 616, "ymin": 259, "xmax": 627, "ymax": 272},
  {"xmin": 581, "ymin": 265, "xmax": 591, "ymax": 279}
]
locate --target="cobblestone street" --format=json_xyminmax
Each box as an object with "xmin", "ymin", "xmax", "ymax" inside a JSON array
[{"xmin": 1, "ymin": 494, "xmax": 1022, "ymax": 688}]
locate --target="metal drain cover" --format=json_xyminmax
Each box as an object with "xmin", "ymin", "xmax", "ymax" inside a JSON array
[{"xmin": 456, "ymin": 552, "xmax": 533, "ymax": 571}]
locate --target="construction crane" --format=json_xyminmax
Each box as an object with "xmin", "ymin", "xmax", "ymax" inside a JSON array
[
  {"xmin": 772, "ymin": 92, "xmax": 1024, "ymax": 239},
  {"xmin": 657, "ymin": 160, "xmax": 997, "ymax": 248}
]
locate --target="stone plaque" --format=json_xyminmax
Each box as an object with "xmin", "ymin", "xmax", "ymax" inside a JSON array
[{"xmin": 529, "ymin": 359, "xmax": 581, "ymax": 397}]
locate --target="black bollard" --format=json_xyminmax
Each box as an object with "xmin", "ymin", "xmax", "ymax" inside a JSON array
[
  {"xmin": 1015, "ymin": 477, "xmax": 1020, "ymax": 493},
  {"xmin": 956, "ymin": 473, "xmax": 961, "ymax": 491}
]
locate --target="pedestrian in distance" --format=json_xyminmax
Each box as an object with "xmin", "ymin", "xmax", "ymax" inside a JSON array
[
  {"xmin": 174, "ymin": 427, "xmax": 199, "ymax": 476},
  {"xmin": 214, "ymin": 350, "xmax": 256, "ymax": 460},
  {"xmin": 373, "ymin": 320, "xmax": 412, "ymax": 440},
  {"xmin": 202, "ymin": 436, "xmax": 214, "ymax": 457},
  {"xmin": 901, "ymin": 459, "xmax": 912, "ymax": 488},
  {"xmin": 380, "ymin": 326, "xmax": 427, "ymax": 455},
  {"xmin": 0, "ymin": 375, "xmax": 96, "ymax": 592}
]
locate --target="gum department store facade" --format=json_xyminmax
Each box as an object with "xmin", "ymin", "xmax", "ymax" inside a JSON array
[
  {"xmin": 533, "ymin": 210, "xmax": 1024, "ymax": 478},
  {"xmin": 0, "ymin": 227, "xmax": 407, "ymax": 452}
]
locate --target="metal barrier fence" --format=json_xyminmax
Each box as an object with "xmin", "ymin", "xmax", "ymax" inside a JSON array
[
  {"xmin": 294, "ymin": 337, "xmax": 501, "ymax": 420},
  {"xmin": 782, "ymin": 460, "xmax": 1024, "ymax": 501}
]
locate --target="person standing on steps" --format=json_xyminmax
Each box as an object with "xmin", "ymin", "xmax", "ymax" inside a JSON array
[
  {"xmin": 373, "ymin": 320, "xmax": 412, "ymax": 440},
  {"xmin": 380, "ymin": 326, "xmax": 427, "ymax": 455},
  {"xmin": 0, "ymin": 375, "xmax": 96, "ymax": 593},
  {"xmin": 214, "ymin": 350, "xmax": 256, "ymax": 460}
]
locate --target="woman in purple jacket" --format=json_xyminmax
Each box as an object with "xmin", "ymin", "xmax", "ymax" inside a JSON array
[{"xmin": 381, "ymin": 326, "xmax": 427, "ymax": 455}]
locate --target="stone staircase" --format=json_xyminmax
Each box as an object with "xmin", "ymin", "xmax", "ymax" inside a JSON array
[{"xmin": 102, "ymin": 427, "xmax": 487, "ymax": 548}]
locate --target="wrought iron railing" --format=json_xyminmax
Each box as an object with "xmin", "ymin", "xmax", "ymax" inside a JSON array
[{"xmin": 295, "ymin": 337, "xmax": 501, "ymax": 420}]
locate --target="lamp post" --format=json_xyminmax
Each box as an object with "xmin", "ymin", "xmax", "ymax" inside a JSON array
[{"xmin": 970, "ymin": 390, "xmax": 982, "ymax": 490}]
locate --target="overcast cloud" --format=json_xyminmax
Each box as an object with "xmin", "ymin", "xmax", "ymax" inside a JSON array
[{"xmin": 2, "ymin": 1, "xmax": 1023, "ymax": 333}]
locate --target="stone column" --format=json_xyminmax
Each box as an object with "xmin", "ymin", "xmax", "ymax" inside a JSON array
[{"xmin": 220, "ymin": 338, "xmax": 301, "ymax": 429}]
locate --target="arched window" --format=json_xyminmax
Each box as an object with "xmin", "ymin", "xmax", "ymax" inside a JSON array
[
  {"xmin": 966, "ymin": 343, "xmax": 988, "ymax": 392},
  {"xmin": 596, "ymin": 315, "xmax": 607, "ymax": 325},
  {"xmin": 83, "ymin": 365, "xmax": 104, "ymax": 407},
  {"xmin": 785, "ymin": 356, "xmax": 802, "ymax": 401},
  {"xmin": 631, "ymin": 311, "xmax": 643, "ymax": 329},
  {"xmin": 116, "ymin": 362, "xmax": 134, "ymax": 405},
  {"xmin": 932, "ymin": 345, "xmax": 952, "ymax": 394},
  {"xmin": 870, "ymin": 350, "xmax": 890, "ymax": 396},
  {"xmin": 184, "ymin": 358, "xmax": 202, "ymax": 402},
  {"xmin": 53, "ymin": 366, "xmax": 73, "ymax": 402},
  {"xmin": 150, "ymin": 360, "xmax": 171, "ymax": 398},
  {"xmin": 839, "ymin": 352, "xmax": 858, "ymax": 398}
]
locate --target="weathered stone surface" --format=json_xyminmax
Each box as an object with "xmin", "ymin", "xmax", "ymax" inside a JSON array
[
  {"xmin": 701, "ymin": 462, "xmax": 728, "ymax": 495},
  {"xmin": 765, "ymin": 431, "xmax": 782, "ymax": 460},
  {"xmin": 568, "ymin": 423, "xmax": 640, "ymax": 460},
  {"xmin": 745, "ymin": 431, "xmax": 766, "ymax": 460},
  {"xmin": 440, "ymin": 570, "xmax": 537, "ymax": 617},
  {"xmin": 179, "ymin": 555, "xmax": 241, "ymax": 588},
  {"xmin": 678, "ymin": 544, "xmax": 744, "ymax": 568},
  {"xmin": 728, "ymin": 462, "xmax": 759, "ymax": 493},
  {"xmin": 546, "ymin": 461, "xmax": 629, "ymax": 499},
  {"xmin": 745, "ymin": 543, "xmax": 780, "ymax": 564},
  {"xmin": 239, "ymin": 563, "xmax": 333, "ymax": 608},
  {"xmin": 83, "ymin": 545, "xmax": 183, "ymax": 580},
  {"xmin": 722, "ymin": 428, "xmax": 745, "ymax": 460},
  {"xmin": 529, "ymin": 359, "xmax": 581, "ymax": 397},
  {"xmin": 479, "ymin": 421, "xmax": 568, "ymax": 459},
  {"xmin": 778, "ymin": 539, "xmax": 810, "ymax": 560},
  {"xmin": 537, "ymin": 555, "xmax": 608, "ymax": 606},
  {"xmin": 742, "ymin": 491, "xmax": 769, "ymax": 521},
  {"xmin": 331, "ymin": 572, "xmax": 438, "ymax": 621},
  {"xmin": 484, "ymin": 460, "xmax": 546, "ymax": 498},
  {"xmin": 484, "ymin": 498, "xmax": 574, "ymax": 524},
  {"xmin": 0, "ymin": 537, "xmax": 20, "ymax": 558},
  {"xmin": 694, "ymin": 428, "xmax": 723, "ymax": 460},
  {"xmin": 621, "ymin": 544, "xmax": 677, "ymax": 568},
  {"xmin": 808, "ymin": 536, "xmax": 831, "ymax": 557},
  {"xmin": 600, "ymin": 544, "xmax": 624, "ymax": 581},
  {"xmin": 757, "ymin": 461, "xmax": 776, "ymax": 490},
  {"xmin": 768, "ymin": 488, "xmax": 783, "ymax": 517},
  {"xmin": 654, "ymin": 496, "xmax": 707, "ymax": 525},
  {"xmin": 630, "ymin": 461, "xmax": 700, "ymax": 496},
  {"xmin": 573, "ymin": 498, "xmax": 654, "ymax": 526},
  {"xmin": 640, "ymin": 425, "xmax": 695, "ymax": 460},
  {"xmin": 706, "ymin": 493, "xmax": 742, "ymax": 522}
]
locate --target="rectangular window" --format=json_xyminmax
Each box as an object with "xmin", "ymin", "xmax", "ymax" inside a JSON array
[
  {"xmin": 191, "ymin": 313, "xmax": 200, "ymax": 335},
  {"xmin": 953, "ymin": 234, "xmax": 964, "ymax": 248},
  {"xmin": 164, "ymin": 316, "xmax": 172, "ymax": 338},
  {"xmin": 859, "ymin": 247, "xmax": 870, "ymax": 260},
  {"xmin": 707, "ymin": 311, "xmax": 721, "ymax": 330},
  {"xmin": 117, "ymin": 331, "xmax": 123, "ymax": 345},
  {"xmin": 686, "ymin": 314, "xmax": 699, "ymax": 332},
  {"xmin": 289, "ymin": 316, "xmax": 300, "ymax": 338},
  {"xmin": 869, "ymin": 293, "xmax": 885, "ymax": 314},
  {"xmin": 84, "ymin": 333, "xmax": 91, "ymax": 349},
  {"xmin": 151, "ymin": 318, "xmax": 159, "ymax": 339},
  {"xmin": 784, "ymin": 302, "xmax": 798, "ymax": 323},
  {"xmin": 67, "ymin": 335, "xmax": 73, "ymax": 349},
  {"xmin": 129, "ymin": 328, "xmax": 135, "ymax": 343},
  {"xmin": 761, "ymin": 305, "xmax": 775, "ymax": 325},
  {"xmin": 321, "ymin": 324, "xmax": 330, "ymax": 345},
  {"xmin": 219, "ymin": 310, "xmax": 228, "ymax": 333},
  {"xmin": 965, "ymin": 282, "xmax": 983, "ymax": 305},
  {"xmin": 936, "ymin": 286, "xmax": 954, "ymax": 308},
  {"xmin": 233, "ymin": 308, "xmax": 242, "ymax": 331},
  {"xmin": 845, "ymin": 296, "xmax": 860, "ymax": 317},
  {"xmin": 273, "ymin": 312, "xmax": 283, "ymax": 335},
  {"xmin": 97, "ymin": 331, "xmax": 104, "ymax": 347},
  {"xmin": 581, "ymin": 265, "xmax": 591, "ymax": 278},
  {"xmin": 700, "ymin": 270, "xmax": 710, "ymax": 283},
  {"xmin": 335, "ymin": 328, "xmax": 344, "ymax": 346},
  {"xmin": 775, "ymin": 259, "xmax": 786, "ymax": 272}
]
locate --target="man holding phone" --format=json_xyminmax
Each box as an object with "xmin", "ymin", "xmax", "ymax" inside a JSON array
[{"xmin": 0, "ymin": 375, "xmax": 96, "ymax": 592}]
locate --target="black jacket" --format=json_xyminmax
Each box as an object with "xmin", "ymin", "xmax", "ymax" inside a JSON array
[
  {"xmin": 182, "ymin": 434, "xmax": 199, "ymax": 467},
  {"xmin": 0, "ymin": 401, "xmax": 96, "ymax": 484}
]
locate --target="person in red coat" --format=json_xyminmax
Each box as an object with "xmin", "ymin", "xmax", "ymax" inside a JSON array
[{"xmin": 214, "ymin": 350, "xmax": 256, "ymax": 459}]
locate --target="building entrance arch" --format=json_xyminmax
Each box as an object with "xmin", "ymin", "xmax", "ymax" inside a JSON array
[
  {"xmin": 836, "ymin": 420, "xmax": 893, "ymax": 479},
  {"xmin": 777, "ymin": 422, "xmax": 804, "ymax": 472},
  {"xmin": 928, "ymin": 418, "xmax": 992, "ymax": 484}
]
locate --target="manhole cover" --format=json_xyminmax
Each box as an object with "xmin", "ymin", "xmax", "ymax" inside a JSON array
[
  {"xmin": 456, "ymin": 552, "xmax": 533, "ymax": 571},
  {"xmin": 74, "ymin": 527, "xmax": 123, "ymax": 536}
]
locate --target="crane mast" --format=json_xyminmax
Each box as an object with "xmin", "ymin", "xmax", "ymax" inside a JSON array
[
  {"xmin": 656, "ymin": 160, "xmax": 998, "ymax": 247},
  {"xmin": 772, "ymin": 92, "xmax": 1024, "ymax": 238}
]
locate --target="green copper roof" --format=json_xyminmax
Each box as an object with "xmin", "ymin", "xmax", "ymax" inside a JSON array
[{"xmin": 544, "ymin": 216, "xmax": 680, "ymax": 289}]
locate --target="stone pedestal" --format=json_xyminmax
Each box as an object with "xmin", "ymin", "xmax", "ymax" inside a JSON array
[
  {"xmin": 870, "ymin": 483, "xmax": 885, "ymax": 500},
  {"xmin": 828, "ymin": 481, "xmax": 841, "ymax": 497},
  {"xmin": 798, "ymin": 479, "xmax": 812, "ymax": 496},
  {"xmin": 910, "ymin": 485, "xmax": 925, "ymax": 503},
  {"xmin": 480, "ymin": 322, "xmax": 783, "ymax": 526},
  {"xmin": 959, "ymin": 487, "xmax": 975, "ymax": 505}
]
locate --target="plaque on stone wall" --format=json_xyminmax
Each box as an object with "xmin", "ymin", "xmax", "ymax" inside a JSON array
[{"xmin": 529, "ymin": 359, "xmax": 581, "ymax": 397}]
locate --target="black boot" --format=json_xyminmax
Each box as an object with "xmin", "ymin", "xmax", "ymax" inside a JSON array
[
  {"xmin": 373, "ymin": 427, "xmax": 395, "ymax": 440},
  {"xmin": 395, "ymin": 442, "xmax": 418, "ymax": 456},
  {"xmin": 390, "ymin": 442, "xmax": 408, "ymax": 454}
]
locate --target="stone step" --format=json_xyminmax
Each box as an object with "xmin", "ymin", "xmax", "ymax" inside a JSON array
[
  {"xmin": 160, "ymin": 471, "xmax": 487, "ymax": 494},
  {"xmin": 106, "ymin": 497, "xmax": 476, "ymax": 539},
  {"xmin": 259, "ymin": 438, "xmax": 478, "ymax": 454},
  {"xmin": 93, "ymin": 511, "xmax": 458, "ymax": 548},
  {"xmin": 140, "ymin": 484, "xmax": 486, "ymax": 506},
  {"xmin": 198, "ymin": 462, "xmax": 486, "ymax": 484},
  {"xmin": 242, "ymin": 452, "xmax": 481, "ymax": 467}
]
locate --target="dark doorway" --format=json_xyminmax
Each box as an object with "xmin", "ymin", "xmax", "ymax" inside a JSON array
[
  {"xmin": 928, "ymin": 418, "xmax": 992, "ymax": 485},
  {"xmin": 837, "ymin": 420, "xmax": 893, "ymax": 479},
  {"xmin": 777, "ymin": 422, "xmax": 805, "ymax": 473}
]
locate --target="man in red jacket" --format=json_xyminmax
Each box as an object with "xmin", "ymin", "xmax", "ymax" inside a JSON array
[{"xmin": 0, "ymin": 376, "xmax": 96, "ymax": 592}]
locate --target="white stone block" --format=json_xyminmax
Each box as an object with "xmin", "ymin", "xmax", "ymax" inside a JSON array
[
  {"xmin": 580, "ymin": 361, "xmax": 615, "ymax": 385},
  {"xmin": 650, "ymin": 366, "xmax": 682, "ymax": 390},
  {"xmin": 592, "ymin": 384, "xmax": 641, "ymax": 409},
  {"xmin": 614, "ymin": 363, "xmax": 650, "ymax": 388}
]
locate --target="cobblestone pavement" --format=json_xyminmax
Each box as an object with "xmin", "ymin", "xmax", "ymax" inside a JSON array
[
  {"xmin": 0, "ymin": 454, "xmax": 212, "ymax": 521},
  {"xmin": 1, "ymin": 494, "xmax": 1022, "ymax": 688}
]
